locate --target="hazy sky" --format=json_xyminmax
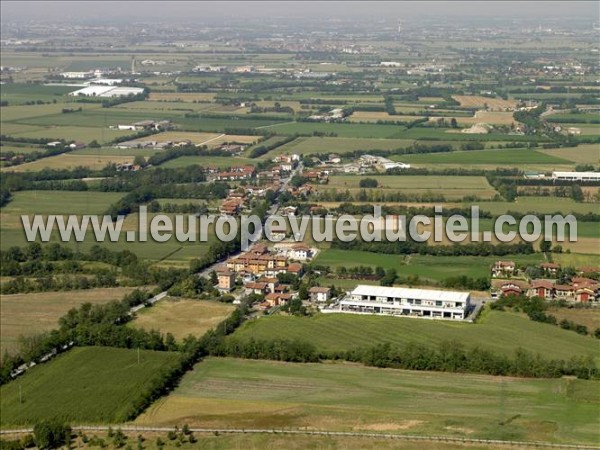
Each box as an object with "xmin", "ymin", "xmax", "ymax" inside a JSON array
[{"xmin": 2, "ymin": 1, "xmax": 598, "ymax": 23}]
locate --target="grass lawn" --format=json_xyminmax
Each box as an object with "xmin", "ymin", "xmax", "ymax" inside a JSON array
[
  {"xmin": 136, "ymin": 357, "xmax": 600, "ymax": 445},
  {"xmin": 0, "ymin": 287, "xmax": 139, "ymax": 356},
  {"xmin": 0, "ymin": 347, "xmax": 183, "ymax": 425},
  {"xmin": 130, "ymin": 298, "xmax": 234, "ymax": 341},
  {"xmin": 229, "ymin": 309, "xmax": 599, "ymax": 364}
]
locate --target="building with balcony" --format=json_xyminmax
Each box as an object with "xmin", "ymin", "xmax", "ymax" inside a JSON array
[{"xmin": 332, "ymin": 285, "xmax": 470, "ymax": 320}]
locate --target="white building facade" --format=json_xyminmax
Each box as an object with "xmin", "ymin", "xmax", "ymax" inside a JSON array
[{"xmin": 334, "ymin": 285, "xmax": 470, "ymax": 320}]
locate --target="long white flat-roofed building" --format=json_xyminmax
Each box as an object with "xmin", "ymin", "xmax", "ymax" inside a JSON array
[
  {"xmin": 332, "ymin": 285, "xmax": 470, "ymax": 320},
  {"xmin": 551, "ymin": 171, "xmax": 600, "ymax": 182}
]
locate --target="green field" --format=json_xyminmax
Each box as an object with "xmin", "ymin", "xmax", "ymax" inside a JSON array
[
  {"xmin": 267, "ymin": 136, "xmax": 416, "ymax": 157},
  {"xmin": 469, "ymin": 197, "xmax": 600, "ymax": 215},
  {"xmin": 229, "ymin": 310, "xmax": 600, "ymax": 363},
  {"xmin": 0, "ymin": 190, "xmax": 123, "ymax": 216},
  {"xmin": 313, "ymin": 250, "xmax": 543, "ymax": 282},
  {"xmin": 159, "ymin": 155, "xmax": 255, "ymax": 169},
  {"xmin": 0, "ymin": 191, "xmax": 215, "ymax": 262},
  {"xmin": 0, "ymin": 347, "xmax": 183, "ymax": 425},
  {"xmin": 137, "ymin": 357, "xmax": 600, "ymax": 445},
  {"xmin": 0, "ymin": 84, "xmax": 73, "ymax": 105},
  {"xmin": 392, "ymin": 148, "xmax": 572, "ymax": 166}
]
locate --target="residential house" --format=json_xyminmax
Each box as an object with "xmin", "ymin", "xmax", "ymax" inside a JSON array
[
  {"xmin": 540, "ymin": 263, "xmax": 560, "ymax": 276},
  {"xmin": 290, "ymin": 244, "xmax": 311, "ymax": 260},
  {"xmin": 309, "ymin": 286, "xmax": 331, "ymax": 303},
  {"xmin": 217, "ymin": 271, "xmax": 235, "ymax": 291},
  {"xmin": 491, "ymin": 261, "xmax": 516, "ymax": 278}
]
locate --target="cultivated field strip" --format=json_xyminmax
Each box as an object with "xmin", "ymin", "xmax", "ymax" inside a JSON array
[{"xmin": 1, "ymin": 426, "xmax": 598, "ymax": 449}]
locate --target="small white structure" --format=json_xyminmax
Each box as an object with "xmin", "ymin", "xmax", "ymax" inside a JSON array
[
  {"xmin": 330, "ymin": 285, "xmax": 470, "ymax": 320},
  {"xmin": 551, "ymin": 171, "xmax": 600, "ymax": 182}
]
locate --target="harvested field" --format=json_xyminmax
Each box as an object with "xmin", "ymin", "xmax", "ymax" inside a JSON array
[
  {"xmin": 452, "ymin": 96, "xmax": 517, "ymax": 111},
  {"xmin": 0, "ymin": 287, "xmax": 139, "ymax": 355},
  {"xmin": 130, "ymin": 298, "xmax": 235, "ymax": 341}
]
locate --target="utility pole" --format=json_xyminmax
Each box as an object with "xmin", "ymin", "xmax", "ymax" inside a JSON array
[{"xmin": 137, "ymin": 346, "xmax": 140, "ymax": 365}]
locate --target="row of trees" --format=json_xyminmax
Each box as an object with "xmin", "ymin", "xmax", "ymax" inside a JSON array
[{"xmin": 340, "ymin": 341, "xmax": 597, "ymax": 379}]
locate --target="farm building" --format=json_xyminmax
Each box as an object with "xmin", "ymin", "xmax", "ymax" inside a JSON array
[
  {"xmin": 329, "ymin": 285, "xmax": 470, "ymax": 320},
  {"xmin": 551, "ymin": 171, "xmax": 600, "ymax": 182}
]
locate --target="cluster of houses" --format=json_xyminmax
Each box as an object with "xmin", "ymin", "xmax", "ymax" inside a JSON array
[
  {"xmin": 214, "ymin": 242, "xmax": 319, "ymax": 310},
  {"xmin": 491, "ymin": 260, "xmax": 600, "ymax": 303}
]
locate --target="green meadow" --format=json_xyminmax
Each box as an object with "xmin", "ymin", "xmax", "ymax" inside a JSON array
[{"xmin": 137, "ymin": 357, "xmax": 600, "ymax": 445}]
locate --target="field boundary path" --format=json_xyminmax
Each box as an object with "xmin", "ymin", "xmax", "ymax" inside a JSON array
[{"xmin": 1, "ymin": 426, "xmax": 599, "ymax": 449}]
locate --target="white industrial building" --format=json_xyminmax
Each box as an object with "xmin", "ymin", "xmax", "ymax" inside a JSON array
[
  {"xmin": 68, "ymin": 86, "xmax": 144, "ymax": 98},
  {"xmin": 328, "ymin": 285, "xmax": 470, "ymax": 320},
  {"xmin": 551, "ymin": 171, "xmax": 600, "ymax": 182}
]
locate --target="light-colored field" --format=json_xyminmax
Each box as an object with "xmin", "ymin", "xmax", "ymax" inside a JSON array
[
  {"xmin": 539, "ymin": 144, "xmax": 600, "ymax": 164},
  {"xmin": 0, "ymin": 287, "xmax": 138, "ymax": 355},
  {"xmin": 130, "ymin": 298, "xmax": 234, "ymax": 341},
  {"xmin": 6, "ymin": 126, "xmax": 133, "ymax": 144},
  {"xmin": 125, "ymin": 131, "xmax": 221, "ymax": 145},
  {"xmin": 349, "ymin": 111, "xmax": 422, "ymax": 122},
  {"xmin": 1, "ymin": 153, "xmax": 133, "ymax": 172},
  {"xmin": 148, "ymin": 92, "xmax": 216, "ymax": 102},
  {"xmin": 547, "ymin": 307, "xmax": 600, "ymax": 332},
  {"xmin": 123, "ymin": 131, "xmax": 258, "ymax": 147},
  {"xmin": 318, "ymin": 175, "xmax": 498, "ymax": 200},
  {"xmin": 452, "ymin": 96, "xmax": 517, "ymax": 110},
  {"xmin": 137, "ymin": 357, "xmax": 600, "ymax": 445}
]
